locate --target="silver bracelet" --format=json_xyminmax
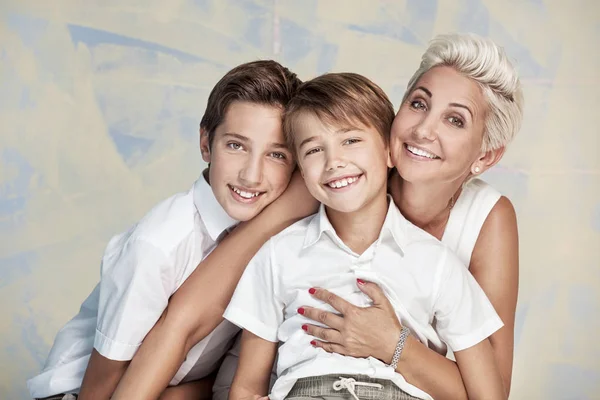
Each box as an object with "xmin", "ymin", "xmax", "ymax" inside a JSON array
[{"xmin": 388, "ymin": 326, "xmax": 410, "ymax": 370}]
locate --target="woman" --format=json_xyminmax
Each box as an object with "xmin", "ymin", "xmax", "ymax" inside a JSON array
[
  {"xmin": 112, "ymin": 33, "xmax": 522, "ymax": 400},
  {"xmin": 299, "ymin": 33, "xmax": 522, "ymax": 399}
]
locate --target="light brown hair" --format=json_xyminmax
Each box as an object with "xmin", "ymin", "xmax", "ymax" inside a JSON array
[
  {"xmin": 201, "ymin": 60, "xmax": 302, "ymax": 147},
  {"xmin": 283, "ymin": 72, "xmax": 395, "ymax": 151}
]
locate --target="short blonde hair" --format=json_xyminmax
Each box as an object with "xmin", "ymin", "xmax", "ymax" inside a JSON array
[{"xmin": 404, "ymin": 33, "xmax": 524, "ymax": 152}]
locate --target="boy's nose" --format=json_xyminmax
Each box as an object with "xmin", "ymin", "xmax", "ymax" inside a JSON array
[{"xmin": 239, "ymin": 157, "xmax": 263, "ymax": 187}]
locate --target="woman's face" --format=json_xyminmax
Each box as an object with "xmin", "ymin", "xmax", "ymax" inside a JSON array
[{"xmin": 390, "ymin": 66, "xmax": 489, "ymax": 185}]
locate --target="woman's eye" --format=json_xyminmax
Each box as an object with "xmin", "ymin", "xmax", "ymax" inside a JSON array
[
  {"xmin": 448, "ymin": 116, "xmax": 464, "ymax": 128},
  {"xmin": 410, "ymin": 100, "xmax": 426, "ymax": 110},
  {"xmin": 227, "ymin": 142, "xmax": 243, "ymax": 150}
]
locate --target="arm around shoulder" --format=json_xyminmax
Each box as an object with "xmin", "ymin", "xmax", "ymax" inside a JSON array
[{"xmin": 112, "ymin": 171, "xmax": 317, "ymax": 400}]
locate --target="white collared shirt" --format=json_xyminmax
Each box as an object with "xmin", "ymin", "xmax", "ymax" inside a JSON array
[
  {"xmin": 224, "ymin": 198, "xmax": 503, "ymax": 400},
  {"xmin": 28, "ymin": 176, "xmax": 239, "ymax": 398}
]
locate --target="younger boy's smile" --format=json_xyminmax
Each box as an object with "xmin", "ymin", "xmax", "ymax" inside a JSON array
[
  {"xmin": 323, "ymin": 174, "xmax": 363, "ymax": 191},
  {"xmin": 293, "ymin": 113, "xmax": 390, "ymax": 215}
]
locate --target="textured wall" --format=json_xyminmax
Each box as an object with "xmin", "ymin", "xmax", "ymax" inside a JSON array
[{"xmin": 1, "ymin": 1, "xmax": 599, "ymax": 399}]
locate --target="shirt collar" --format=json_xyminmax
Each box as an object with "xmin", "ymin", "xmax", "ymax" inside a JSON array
[
  {"xmin": 302, "ymin": 195, "xmax": 407, "ymax": 254},
  {"xmin": 193, "ymin": 173, "xmax": 238, "ymax": 241},
  {"xmin": 303, "ymin": 203, "xmax": 336, "ymax": 249}
]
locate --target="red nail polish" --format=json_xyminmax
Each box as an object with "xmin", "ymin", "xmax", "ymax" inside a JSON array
[
  {"xmin": 308, "ymin": 288, "xmax": 316, "ymax": 294},
  {"xmin": 357, "ymin": 278, "xmax": 366, "ymax": 285},
  {"xmin": 302, "ymin": 324, "xmax": 308, "ymax": 331},
  {"xmin": 310, "ymin": 340, "xmax": 317, "ymax": 346},
  {"xmin": 298, "ymin": 307, "xmax": 305, "ymax": 315}
]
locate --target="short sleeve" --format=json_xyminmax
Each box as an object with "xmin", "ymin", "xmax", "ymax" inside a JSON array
[
  {"xmin": 432, "ymin": 248, "xmax": 504, "ymax": 352},
  {"xmin": 223, "ymin": 239, "xmax": 283, "ymax": 342},
  {"xmin": 95, "ymin": 238, "xmax": 174, "ymax": 360}
]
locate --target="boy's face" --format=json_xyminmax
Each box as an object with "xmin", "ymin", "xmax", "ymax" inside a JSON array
[
  {"xmin": 294, "ymin": 112, "xmax": 392, "ymax": 213},
  {"xmin": 201, "ymin": 101, "xmax": 294, "ymax": 221}
]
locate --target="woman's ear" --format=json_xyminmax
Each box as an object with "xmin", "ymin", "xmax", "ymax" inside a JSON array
[{"xmin": 471, "ymin": 146, "xmax": 505, "ymax": 175}]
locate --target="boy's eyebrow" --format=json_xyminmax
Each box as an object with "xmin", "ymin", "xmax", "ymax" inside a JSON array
[
  {"xmin": 270, "ymin": 142, "xmax": 290, "ymax": 150},
  {"xmin": 298, "ymin": 127, "xmax": 360, "ymax": 148},
  {"xmin": 298, "ymin": 136, "xmax": 318, "ymax": 148},
  {"xmin": 222, "ymin": 132, "xmax": 250, "ymax": 142}
]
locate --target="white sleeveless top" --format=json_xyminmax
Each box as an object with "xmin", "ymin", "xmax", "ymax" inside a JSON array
[{"xmin": 441, "ymin": 178, "xmax": 502, "ymax": 269}]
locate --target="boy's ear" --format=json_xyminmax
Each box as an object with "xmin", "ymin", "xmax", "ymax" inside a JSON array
[
  {"xmin": 200, "ymin": 128, "xmax": 211, "ymax": 163},
  {"xmin": 386, "ymin": 148, "xmax": 394, "ymax": 169},
  {"xmin": 471, "ymin": 146, "xmax": 505, "ymax": 175}
]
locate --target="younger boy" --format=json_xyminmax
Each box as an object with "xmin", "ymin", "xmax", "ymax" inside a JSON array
[
  {"xmin": 27, "ymin": 60, "xmax": 300, "ymax": 400},
  {"xmin": 224, "ymin": 73, "xmax": 506, "ymax": 400}
]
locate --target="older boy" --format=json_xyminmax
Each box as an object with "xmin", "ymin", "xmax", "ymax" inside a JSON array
[{"xmin": 28, "ymin": 60, "xmax": 301, "ymax": 400}]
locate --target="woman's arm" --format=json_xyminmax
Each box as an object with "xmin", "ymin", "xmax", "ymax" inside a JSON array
[
  {"xmin": 303, "ymin": 196, "xmax": 519, "ymax": 400},
  {"xmin": 302, "ymin": 283, "xmax": 470, "ymax": 400},
  {"xmin": 468, "ymin": 196, "xmax": 519, "ymax": 395},
  {"xmin": 229, "ymin": 330, "xmax": 277, "ymax": 400},
  {"xmin": 111, "ymin": 172, "xmax": 317, "ymax": 400}
]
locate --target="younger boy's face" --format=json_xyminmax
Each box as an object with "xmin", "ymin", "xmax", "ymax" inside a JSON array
[
  {"xmin": 201, "ymin": 101, "xmax": 294, "ymax": 221},
  {"xmin": 294, "ymin": 112, "xmax": 392, "ymax": 213}
]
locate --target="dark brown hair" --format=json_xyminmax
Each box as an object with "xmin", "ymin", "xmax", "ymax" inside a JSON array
[
  {"xmin": 283, "ymin": 72, "xmax": 395, "ymax": 150},
  {"xmin": 200, "ymin": 60, "xmax": 302, "ymax": 147}
]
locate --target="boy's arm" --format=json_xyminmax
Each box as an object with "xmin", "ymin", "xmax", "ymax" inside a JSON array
[
  {"xmin": 454, "ymin": 339, "xmax": 506, "ymax": 399},
  {"xmin": 78, "ymin": 350, "xmax": 128, "ymax": 399},
  {"xmin": 112, "ymin": 171, "xmax": 316, "ymax": 399},
  {"xmin": 230, "ymin": 331, "xmax": 277, "ymax": 400},
  {"xmin": 79, "ymin": 239, "xmax": 174, "ymax": 399}
]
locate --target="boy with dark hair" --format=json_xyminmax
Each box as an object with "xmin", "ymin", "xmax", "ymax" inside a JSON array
[{"xmin": 28, "ymin": 60, "xmax": 301, "ymax": 400}]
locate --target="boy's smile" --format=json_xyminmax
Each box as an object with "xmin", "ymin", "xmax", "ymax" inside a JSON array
[
  {"xmin": 293, "ymin": 113, "xmax": 391, "ymax": 214},
  {"xmin": 227, "ymin": 184, "xmax": 265, "ymax": 203},
  {"xmin": 201, "ymin": 101, "xmax": 294, "ymax": 221}
]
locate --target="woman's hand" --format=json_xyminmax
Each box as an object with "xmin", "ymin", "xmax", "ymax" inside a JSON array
[{"xmin": 301, "ymin": 279, "xmax": 403, "ymax": 363}]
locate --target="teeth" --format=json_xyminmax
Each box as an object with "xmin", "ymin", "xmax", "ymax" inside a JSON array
[
  {"xmin": 407, "ymin": 145, "xmax": 438, "ymax": 159},
  {"xmin": 327, "ymin": 176, "xmax": 359, "ymax": 189},
  {"xmin": 231, "ymin": 186, "xmax": 260, "ymax": 198}
]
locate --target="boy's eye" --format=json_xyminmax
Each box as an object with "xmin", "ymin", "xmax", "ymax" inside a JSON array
[
  {"xmin": 270, "ymin": 152, "xmax": 287, "ymax": 160},
  {"xmin": 343, "ymin": 138, "xmax": 360, "ymax": 145},
  {"xmin": 448, "ymin": 116, "xmax": 464, "ymax": 128},
  {"xmin": 410, "ymin": 99, "xmax": 426, "ymax": 110},
  {"xmin": 227, "ymin": 142, "xmax": 243, "ymax": 150},
  {"xmin": 305, "ymin": 148, "xmax": 322, "ymax": 156}
]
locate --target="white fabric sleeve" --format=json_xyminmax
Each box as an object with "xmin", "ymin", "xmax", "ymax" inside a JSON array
[
  {"xmin": 432, "ymin": 248, "xmax": 504, "ymax": 352},
  {"xmin": 223, "ymin": 239, "xmax": 283, "ymax": 343},
  {"xmin": 94, "ymin": 238, "xmax": 173, "ymax": 360}
]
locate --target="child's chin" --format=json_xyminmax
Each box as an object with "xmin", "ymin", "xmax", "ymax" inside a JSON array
[{"xmin": 225, "ymin": 204, "xmax": 263, "ymax": 222}]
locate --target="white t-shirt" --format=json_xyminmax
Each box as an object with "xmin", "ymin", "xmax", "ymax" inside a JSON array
[
  {"xmin": 28, "ymin": 176, "xmax": 239, "ymax": 398},
  {"xmin": 223, "ymin": 198, "xmax": 503, "ymax": 400}
]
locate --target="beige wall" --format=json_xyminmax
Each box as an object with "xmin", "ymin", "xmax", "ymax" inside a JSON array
[{"xmin": 1, "ymin": 0, "xmax": 598, "ymax": 398}]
